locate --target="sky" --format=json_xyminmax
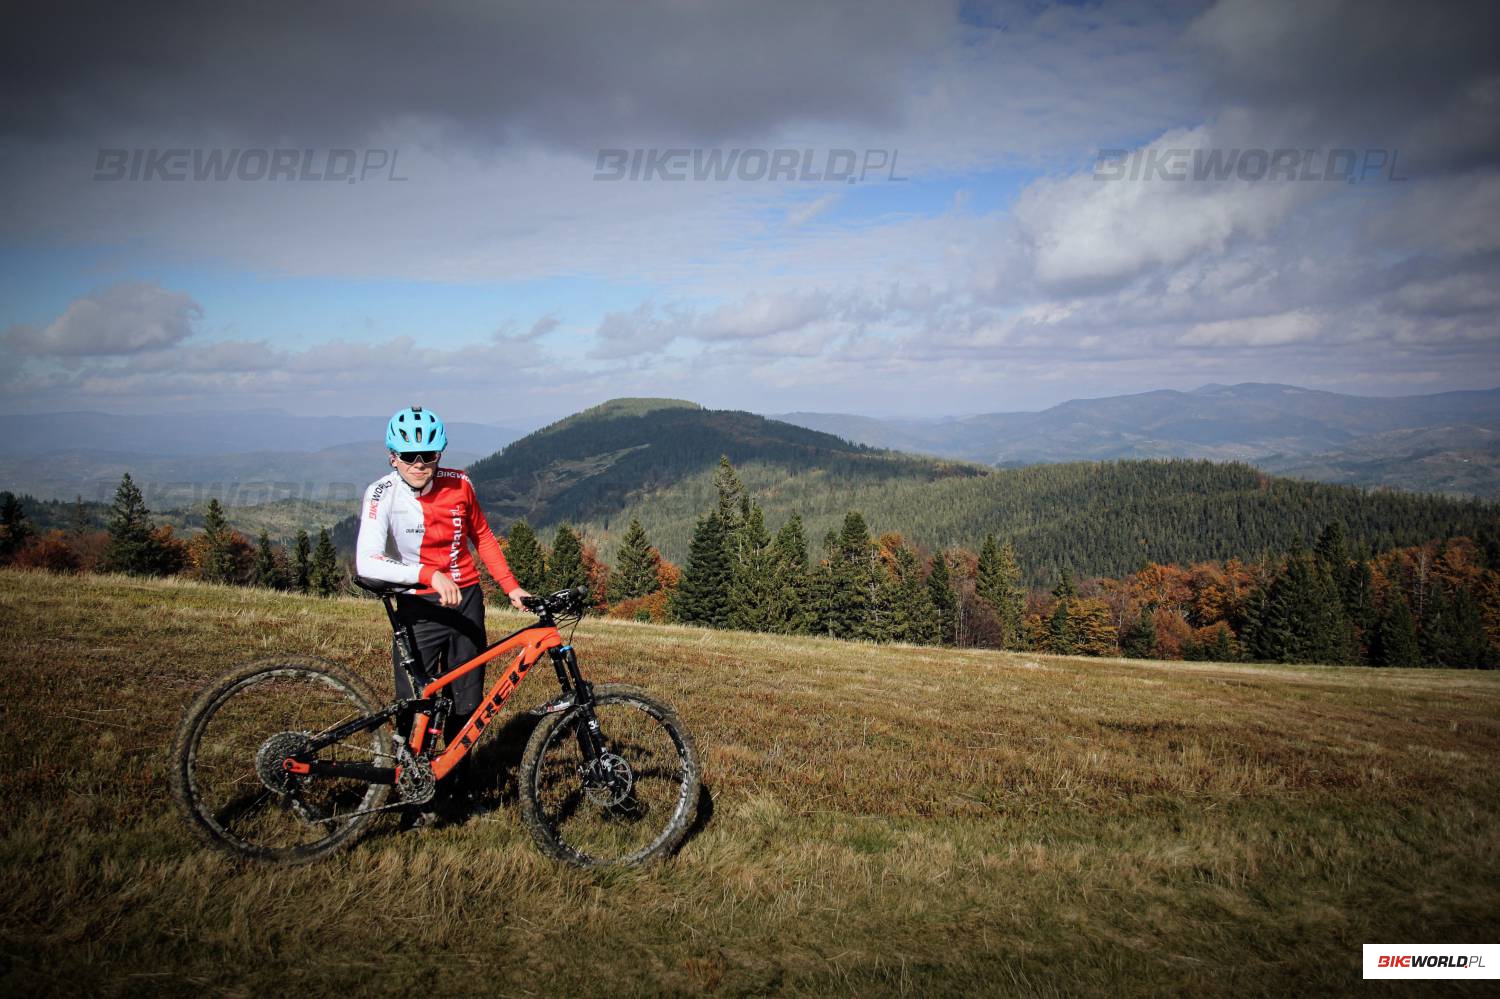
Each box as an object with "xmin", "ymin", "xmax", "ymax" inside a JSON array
[{"xmin": 1, "ymin": 0, "xmax": 1497, "ymax": 424}]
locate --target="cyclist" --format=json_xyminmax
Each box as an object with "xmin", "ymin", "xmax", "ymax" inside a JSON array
[{"xmin": 356, "ymin": 405, "xmax": 532, "ymax": 818}]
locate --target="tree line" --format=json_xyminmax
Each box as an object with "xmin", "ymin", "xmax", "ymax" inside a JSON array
[{"xmin": 4, "ymin": 466, "xmax": 1496, "ymax": 669}]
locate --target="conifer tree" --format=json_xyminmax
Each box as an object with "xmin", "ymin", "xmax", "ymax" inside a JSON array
[
  {"xmin": 504, "ymin": 519, "xmax": 548, "ymax": 592},
  {"xmin": 976, "ymin": 535, "xmax": 1025, "ymax": 648},
  {"xmin": 309, "ymin": 527, "xmax": 342, "ymax": 596},
  {"xmin": 768, "ymin": 513, "xmax": 812, "ymax": 634},
  {"xmin": 1047, "ymin": 597, "xmax": 1077, "ymax": 654},
  {"xmin": 200, "ymin": 498, "xmax": 233, "ymax": 584},
  {"xmin": 0, "ymin": 491, "xmax": 33, "ymax": 563},
  {"xmin": 613, "ymin": 518, "xmax": 660, "ymax": 599},
  {"xmin": 927, "ymin": 548, "xmax": 957, "ymax": 646},
  {"xmin": 1121, "ymin": 609, "xmax": 1157, "ymax": 658},
  {"xmin": 671, "ymin": 512, "xmax": 731, "ymax": 627},
  {"xmin": 1369, "ymin": 593, "xmax": 1420, "ymax": 666},
  {"xmin": 825, "ymin": 512, "xmax": 878, "ymax": 639},
  {"xmin": 713, "ymin": 456, "xmax": 746, "ymax": 532},
  {"xmin": 547, "ymin": 524, "xmax": 586, "ymax": 591},
  {"xmin": 1247, "ymin": 547, "xmax": 1356, "ymax": 664},
  {"xmin": 881, "ymin": 542, "xmax": 936, "ymax": 643},
  {"xmin": 293, "ymin": 529, "xmax": 311, "ymax": 594},
  {"xmin": 104, "ymin": 473, "xmax": 160, "ymax": 576},
  {"xmin": 251, "ymin": 530, "xmax": 283, "ymax": 589}
]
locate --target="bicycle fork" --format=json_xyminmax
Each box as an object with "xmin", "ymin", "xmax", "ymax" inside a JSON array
[{"xmin": 550, "ymin": 645, "xmax": 606, "ymax": 762}]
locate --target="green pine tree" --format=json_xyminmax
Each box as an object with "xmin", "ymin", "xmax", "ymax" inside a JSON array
[
  {"xmin": 927, "ymin": 548, "xmax": 958, "ymax": 646},
  {"xmin": 976, "ymin": 535, "xmax": 1025, "ymax": 649},
  {"xmin": 547, "ymin": 524, "xmax": 586, "ymax": 591},
  {"xmin": 309, "ymin": 527, "xmax": 342, "ymax": 597},
  {"xmin": 504, "ymin": 519, "xmax": 548, "ymax": 592},
  {"xmin": 613, "ymin": 518, "xmax": 660, "ymax": 599},
  {"xmin": 1121, "ymin": 609, "xmax": 1157, "ymax": 658},
  {"xmin": 671, "ymin": 512, "xmax": 731, "ymax": 627},
  {"xmin": 200, "ymin": 498, "xmax": 233, "ymax": 584},
  {"xmin": 293, "ymin": 529, "xmax": 312, "ymax": 594},
  {"xmin": 0, "ymin": 491, "xmax": 33, "ymax": 563},
  {"xmin": 768, "ymin": 513, "xmax": 813, "ymax": 634},
  {"xmin": 881, "ymin": 542, "xmax": 937, "ymax": 644},
  {"xmin": 713, "ymin": 456, "xmax": 746, "ymax": 533},
  {"xmin": 1369, "ymin": 593, "xmax": 1421, "ymax": 667},
  {"xmin": 1048, "ymin": 597, "xmax": 1077, "ymax": 654},
  {"xmin": 104, "ymin": 473, "xmax": 160, "ymax": 576},
  {"xmin": 251, "ymin": 530, "xmax": 283, "ymax": 589}
]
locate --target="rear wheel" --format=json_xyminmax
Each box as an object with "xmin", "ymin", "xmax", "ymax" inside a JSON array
[
  {"xmin": 519, "ymin": 684, "xmax": 700, "ymax": 867},
  {"xmin": 170, "ymin": 657, "xmax": 391, "ymax": 864}
]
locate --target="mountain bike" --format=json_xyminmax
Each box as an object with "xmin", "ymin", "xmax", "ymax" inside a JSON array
[{"xmin": 170, "ymin": 581, "xmax": 700, "ymax": 867}]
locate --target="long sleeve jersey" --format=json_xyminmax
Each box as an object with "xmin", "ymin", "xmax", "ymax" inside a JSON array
[{"xmin": 355, "ymin": 468, "xmax": 519, "ymax": 595}]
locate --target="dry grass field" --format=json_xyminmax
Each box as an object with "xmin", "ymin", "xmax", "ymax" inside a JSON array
[{"xmin": 1, "ymin": 567, "xmax": 1497, "ymax": 996}]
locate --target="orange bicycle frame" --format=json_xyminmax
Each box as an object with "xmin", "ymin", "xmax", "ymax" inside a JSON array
[{"xmin": 407, "ymin": 621, "xmax": 564, "ymax": 780}]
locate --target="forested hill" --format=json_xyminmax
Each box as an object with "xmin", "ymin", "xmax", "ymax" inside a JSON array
[
  {"xmin": 463, "ymin": 398, "xmax": 984, "ymax": 527},
  {"xmin": 581, "ymin": 458, "xmax": 1497, "ymax": 587}
]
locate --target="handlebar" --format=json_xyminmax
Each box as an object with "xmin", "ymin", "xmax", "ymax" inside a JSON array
[{"xmin": 521, "ymin": 585, "xmax": 589, "ymax": 617}]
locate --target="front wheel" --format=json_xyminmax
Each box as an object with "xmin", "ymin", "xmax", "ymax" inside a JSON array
[
  {"xmin": 519, "ymin": 684, "xmax": 700, "ymax": 867},
  {"xmin": 170, "ymin": 657, "xmax": 391, "ymax": 864}
]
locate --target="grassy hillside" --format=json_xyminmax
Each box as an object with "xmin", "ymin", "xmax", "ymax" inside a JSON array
[{"xmin": 3, "ymin": 569, "xmax": 1498, "ymax": 996}]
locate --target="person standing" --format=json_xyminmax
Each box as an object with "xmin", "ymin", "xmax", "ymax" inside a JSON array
[{"xmin": 355, "ymin": 405, "xmax": 531, "ymax": 817}]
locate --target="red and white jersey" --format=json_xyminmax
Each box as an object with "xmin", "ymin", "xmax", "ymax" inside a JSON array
[{"xmin": 355, "ymin": 468, "xmax": 518, "ymax": 595}]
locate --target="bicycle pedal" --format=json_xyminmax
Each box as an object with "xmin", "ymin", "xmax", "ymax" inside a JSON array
[{"xmin": 531, "ymin": 692, "xmax": 576, "ymax": 716}]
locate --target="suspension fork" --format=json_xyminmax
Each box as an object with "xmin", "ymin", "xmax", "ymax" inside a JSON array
[{"xmin": 550, "ymin": 645, "xmax": 606, "ymax": 761}]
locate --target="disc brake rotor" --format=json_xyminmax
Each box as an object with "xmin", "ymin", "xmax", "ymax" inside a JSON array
[{"xmin": 581, "ymin": 752, "xmax": 634, "ymax": 808}]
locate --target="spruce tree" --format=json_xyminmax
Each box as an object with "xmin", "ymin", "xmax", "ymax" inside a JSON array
[
  {"xmin": 713, "ymin": 456, "xmax": 746, "ymax": 532},
  {"xmin": 927, "ymin": 549, "xmax": 957, "ymax": 646},
  {"xmin": 1369, "ymin": 594, "xmax": 1420, "ymax": 667},
  {"xmin": 200, "ymin": 498, "xmax": 233, "ymax": 584},
  {"xmin": 768, "ymin": 513, "xmax": 812, "ymax": 634},
  {"xmin": 613, "ymin": 518, "xmax": 660, "ymax": 599},
  {"xmin": 882, "ymin": 542, "xmax": 937, "ymax": 643},
  {"xmin": 547, "ymin": 524, "xmax": 586, "ymax": 591},
  {"xmin": 1048, "ymin": 597, "xmax": 1077, "ymax": 654},
  {"xmin": 1121, "ymin": 609, "xmax": 1158, "ymax": 658},
  {"xmin": 0, "ymin": 492, "xmax": 33, "ymax": 563},
  {"xmin": 505, "ymin": 519, "xmax": 548, "ymax": 592},
  {"xmin": 825, "ymin": 512, "xmax": 878, "ymax": 639},
  {"xmin": 671, "ymin": 512, "xmax": 731, "ymax": 627},
  {"xmin": 104, "ymin": 473, "xmax": 160, "ymax": 576},
  {"xmin": 976, "ymin": 536, "xmax": 1025, "ymax": 649},
  {"xmin": 293, "ymin": 529, "xmax": 312, "ymax": 594},
  {"xmin": 309, "ymin": 527, "xmax": 341, "ymax": 596},
  {"xmin": 251, "ymin": 530, "xmax": 283, "ymax": 589}
]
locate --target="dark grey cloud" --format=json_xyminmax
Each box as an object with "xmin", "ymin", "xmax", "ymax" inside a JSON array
[
  {"xmin": 1190, "ymin": 0, "xmax": 1500, "ymax": 172},
  {"xmin": 3, "ymin": 1, "xmax": 950, "ymax": 150}
]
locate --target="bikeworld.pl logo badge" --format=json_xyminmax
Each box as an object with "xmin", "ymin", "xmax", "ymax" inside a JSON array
[{"xmin": 1364, "ymin": 945, "xmax": 1498, "ymax": 980}]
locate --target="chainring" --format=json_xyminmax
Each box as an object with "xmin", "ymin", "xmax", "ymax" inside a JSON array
[{"xmin": 255, "ymin": 731, "xmax": 313, "ymax": 795}]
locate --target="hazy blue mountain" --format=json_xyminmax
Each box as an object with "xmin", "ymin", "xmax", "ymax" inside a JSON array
[
  {"xmin": 5, "ymin": 409, "xmax": 523, "ymax": 458},
  {"xmin": 0, "ymin": 442, "xmax": 489, "ymax": 507},
  {"xmin": 776, "ymin": 384, "xmax": 1500, "ymax": 496}
]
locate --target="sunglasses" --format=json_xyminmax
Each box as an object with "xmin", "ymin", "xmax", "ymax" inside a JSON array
[{"xmin": 395, "ymin": 450, "xmax": 442, "ymax": 465}]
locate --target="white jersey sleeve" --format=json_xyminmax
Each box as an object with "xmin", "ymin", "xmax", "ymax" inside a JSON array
[{"xmin": 355, "ymin": 476, "xmax": 423, "ymax": 585}]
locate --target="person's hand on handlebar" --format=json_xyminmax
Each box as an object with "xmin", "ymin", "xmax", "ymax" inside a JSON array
[
  {"xmin": 507, "ymin": 586, "xmax": 533, "ymax": 611},
  {"xmin": 430, "ymin": 571, "xmax": 462, "ymax": 607}
]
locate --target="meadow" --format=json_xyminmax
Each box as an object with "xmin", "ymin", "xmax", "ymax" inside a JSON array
[{"xmin": 1, "ymin": 567, "xmax": 1496, "ymax": 996}]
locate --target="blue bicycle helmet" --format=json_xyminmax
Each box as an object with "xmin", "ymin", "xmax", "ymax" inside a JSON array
[{"xmin": 385, "ymin": 405, "xmax": 447, "ymax": 452}]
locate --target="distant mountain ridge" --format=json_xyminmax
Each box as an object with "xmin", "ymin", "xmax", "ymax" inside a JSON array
[
  {"xmin": 775, "ymin": 383, "xmax": 1500, "ymax": 496},
  {"xmin": 464, "ymin": 398, "xmax": 979, "ymax": 527}
]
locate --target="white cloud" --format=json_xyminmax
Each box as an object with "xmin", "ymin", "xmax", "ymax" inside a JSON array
[{"xmin": 5, "ymin": 282, "xmax": 201, "ymax": 356}]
